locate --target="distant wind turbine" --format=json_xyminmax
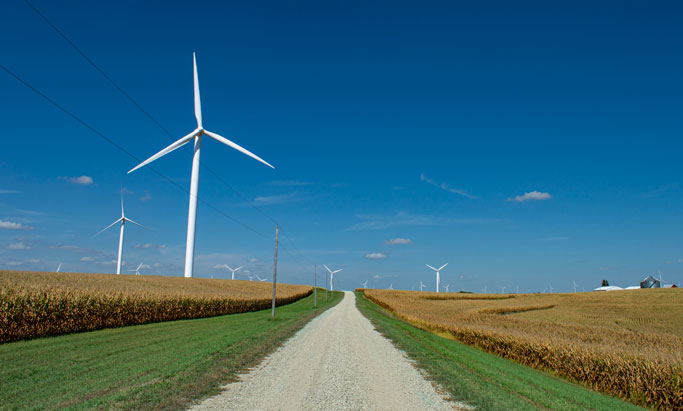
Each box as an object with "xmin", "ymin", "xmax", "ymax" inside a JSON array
[
  {"xmin": 255, "ymin": 274, "xmax": 267, "ymax": 282},
  {"xmin": 128, "ymin": 263, "xmax": 143, "ymax": 276},
  {"xmin": 501, "ymin": 286, "xmax": 506, "ymax": 294},
  {"xmin": 223, "ymin": 265, "xmax": 243, "ymax": 280},
  {"xmin": 97, "ymin": 193, "xmax": 144, "ymax": 275},
  {"xmin": 56, "ymin": 263, "xmax": 61, "ymax": 273},
  {"xmin": 388, "ymin": 283, "xmax": 393, "ymax": 290},
  {"xmin": 419, "ymin": 280, "xmax": 426, "ymax": 292},
  {"xmin": 362, "ymin": 279, "xmax": 368, "ymax": 288},
  {"xmin": 128, "ymin": 53, "xmax": 274, "ymax": 279},
  {"xmin": 426, "ymin": 263, "xmax": 448, "ymax": 293},
  {"xmin": 444, "ymin": 284, "xmax": 450, "ymax": 292},
  {"xmin": 548, "ymin": 283, "xmax": 554, "ymax": 293},
  {"xmin": 323, "ymin": 265, "xmax": 342, "ymax": 292},
  {"xmin": 573, "ymin": 280, "xmax": 580, "ymax": 293}
]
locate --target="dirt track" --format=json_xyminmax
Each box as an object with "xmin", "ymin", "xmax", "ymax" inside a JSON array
[{"xmin": 191, "ymin": 291, "xmax": 458, "ymax": 410}]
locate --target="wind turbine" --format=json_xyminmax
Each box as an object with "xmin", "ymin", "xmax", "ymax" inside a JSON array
[
  {"xmin": 223, "ymin": 265, "xmax": 243, "ymax": 280},
  {"xmin": 548, "ymin": 283, "xmax": 554, "ymax": 293},
  {"xmin": 444, "ymin": 284, "xmax": 450, "ymax": 292},
  {"xmin": 361, "ymin": 279, "xmax": 368, "ymax": 288},
  {"xmin": 501, "ymin": 286, "xmax": 506, "ymax": 294},
  {"xmin": 97, "ymin": 193, "xmax": 144, "ymax": 275},
  {"xmin": 419, "ymin": 280, "xmax": 426, "ymax": 292},
  {"xmin": 573, "ymin": 280, "xmax": 580, "ymax": 293},
  {"xmin": 426, "ymin": 263, "xmax": 448, "ymax": 293},
  {"xmin": 388, "ymin": 283, "xmax": 393, "ymax": 290},
  {"xmin": 128, "ymin": 53, "xmax": 274, "ymax": 278},
  {"xmin": 323, "ymin": 265, "xmax": 342, "ymax": 292},
  {"xmin": 255, "ymin": 274, "xmax": 268, "ymax": 282},
  {"xmin": 56, "ymin": 263, "xmax": 61, "ymax": 273},
  {"xmin": 128, "ymin": 263, "xmax": 143, "ymax": 276}
]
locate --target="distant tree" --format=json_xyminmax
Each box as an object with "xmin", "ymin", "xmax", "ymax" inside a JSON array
[{"xmin": 601, "ymin": 279, "xmax": 610, "ymax": 287}]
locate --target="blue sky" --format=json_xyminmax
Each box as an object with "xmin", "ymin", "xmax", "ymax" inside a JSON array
[{"xmin": 2, "ymin": 1, "xmax": 682, "ymax": 292}]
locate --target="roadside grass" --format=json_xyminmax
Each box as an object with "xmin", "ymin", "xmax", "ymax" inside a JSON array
[
  {"xmin": 0, "ymin": 290, "xmax": 343, "ymax": 410},
  {"xmin": 356, "ymin": 292, "xmax": 642, "ymax": 411}
]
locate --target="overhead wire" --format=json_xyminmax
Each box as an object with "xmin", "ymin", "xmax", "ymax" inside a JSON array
[{"xmin": 13, "ymin": 1, "xmax": 320, "ymax": 268}]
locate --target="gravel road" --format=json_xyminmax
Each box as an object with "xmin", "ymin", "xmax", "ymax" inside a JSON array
[{"xmin": 192, "ymin": 291, "xmax": 459, "ymax": 411}]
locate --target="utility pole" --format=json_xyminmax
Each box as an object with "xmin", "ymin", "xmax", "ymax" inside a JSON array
[
  {"xmin": 271, "ymin": 224, "xmax": 279, "ymax": 319},
  {"xmin": 325, "ymin": 267, "xmax": 329, "ymax": 301},
  {"xmin": 314, "ymin": 264, "xmax": 317, "ymax": 307}
]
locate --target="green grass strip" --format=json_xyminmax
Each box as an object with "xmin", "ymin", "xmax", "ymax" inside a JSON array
[
  {"xmin": 0, "ymin": 290, "xmax": 343, "ymax": 410},
  {"xmin": 355, "ymin": 292, "xmax": 642, "ymax": 411}
]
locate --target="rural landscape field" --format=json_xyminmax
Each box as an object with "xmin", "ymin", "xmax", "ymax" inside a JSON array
[
  {"xmin": 362, "ymin": 288, "xmax": 683, "ymax": 409},
  {"xmin": 0, "ymin": 270, "xmax": 312, "ymax": 343}
]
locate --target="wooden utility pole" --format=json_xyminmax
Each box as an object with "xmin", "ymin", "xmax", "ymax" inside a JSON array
[
  {"xmin": 271, "ymin": 224, "xmax": 279, "ymax": 319},
  {"xmin": 314, "ymin": 264, "xmax": 317, "ymax": 307}
]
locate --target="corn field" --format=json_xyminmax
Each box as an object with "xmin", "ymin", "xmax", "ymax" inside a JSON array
[
  {"xmin": 0, "ymin": 270, "xmax": 312, "ymax": 343},
  {"xmin": 362, "ymin": 288, "xmax": 683, "ymax": 410}
]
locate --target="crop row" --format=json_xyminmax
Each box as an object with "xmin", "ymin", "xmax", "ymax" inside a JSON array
[
  {"xmin": 364, "ymin": 291, "xmax": 683, "ymax": 410},
  {"xmin": 1, "ymin": 287, "xmax": 312, "ymax": 343}
]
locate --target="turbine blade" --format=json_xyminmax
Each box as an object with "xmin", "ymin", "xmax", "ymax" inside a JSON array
[
  {"xmin": 323, "ymin": 265, "xmax": 333, "ymax": 274},
  {"xmin": 225, "ymin": 264, "xmax": 233, "ymax": 271},
  {"xmin": 333, "ymin": 269, "xmax": 343, "ymax": 274},
  {"xmin": 96, "ymin": 218, "xmax": 123, "ymax": 235},
  {"xmin": 193, "ymin": 52, "xmax": 202, "ymax": 128},
  {"xmin": 439, "ymin": 263, "xmax": 449, "ymax": 271},
  {"xmin": 124, "ymin": 218, "xmax": 147, "ymax": 229},
  {"xmin": 235, "ymin": 266, "xmax": 243, "ymax": 271},
  {"xmin": 426, "ymin": 264, "xmax": 438, "ymax": 271},
  {"xmin": 128, "ymin": 129, "xmax": 199, "ymax": 173},
  {"xmin": 203, "ymin": 130, "xmax": 274, "ymax": 169}
]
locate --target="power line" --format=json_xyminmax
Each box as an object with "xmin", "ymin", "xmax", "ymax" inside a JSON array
[{"xmin": 20, "ymin": 0, "xmax": 318, "ymax": 268}]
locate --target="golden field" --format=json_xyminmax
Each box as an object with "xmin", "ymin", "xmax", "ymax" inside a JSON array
[
  {"xmin": 362, "ymin": 288, "xmax": 683, "ymax": 410},
  {"xmin": 1, "ymin": 270, "xmax": 312, "ymax": 343}
]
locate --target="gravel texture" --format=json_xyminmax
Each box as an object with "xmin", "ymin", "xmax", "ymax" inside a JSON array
[{"xmin": 191, "ymin": 291, "xmax": 460, "ymax": 411}]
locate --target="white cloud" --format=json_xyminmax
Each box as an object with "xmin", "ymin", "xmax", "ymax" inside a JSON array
[
  {"xmin": 80, "ymin": 256, "xmax": 94, "ymax": 262},
  {"xmin": 347, "ymin": 212, "xmax": 498, "ymax": 231},
  {"xmin": 8, "ymin": 241, "xmax": 30, "ymax": 250},
  {"xmin": 268, "ymin": 180, "xmax": 312, "ymax": 187},
  {"xmin": 26, "ymin": 258, "xmax": 40, "ymax": 263},
  {"xmin": 541, "ymin": 237, "xmax": 569, "ymax": 242},
  {"xmin": 0, "ymin": 220, "xmax": 34, "ymax": 230},
  {"xmin": 365, "ymin": 252, "xmax": 387, "ymax": 260},
  {"xmin": 253, "ymin": 193, "xmax": 302, "ymax": 206},
  {"xmin": 507, "ymin": 191, "xmax": 552, "ymax": 202},
  {"xmin": 249, "ymin": 258, "xmax": 259, "ymax": 263},
  {"xmin": 420, "ymin": 173, "xmax": 477, "ymax": 199},
  {"xmin": 140, "ymin": 190, "xmax": 152, "ymax": 202},
  {"xmin": 135, "ymin": 243, "xmax": 166, "ymax": 249},
  {"xmin": 385, "ymin": 238, "xmax": 412, "ymax": 245},
  {"xmin": 0, "ymin": 189, "xmax": 21, "ymax": 194},
  {"xmin": 60, "ymin": 176, "xmax": 94, "ymax": 186},
  {"xmin": 372, "ymin": 274, "xmax": 398, "ymax": 280},
  {"xmin": 6, "ymin": 261, "xmax": 22, "ymax": 266}
]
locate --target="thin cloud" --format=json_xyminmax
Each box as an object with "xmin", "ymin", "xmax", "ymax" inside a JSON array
[
  {"xmin": 507, "ymin": 191, "xmax": 552, "ymax": 202},
  {"xmin": 135, "ymin": 243, "xmax": 166, "ymax": 249},
  {"xmin": 372, "ymin": 274, "xmax": 398, "ymax": 280},
  {"xmin": 253, "ymin": 193, "xmax": 302, "ymax": 206},
  {"xmin": 420, "ymin": 173, "xmax": 477, "ymax": 199},
  {"xmin": 80, "ymin": 256, "xmax": 94, "ymax": 262},
  {"xmin": 0, "ymin": 189, "xmax": 21, "ymax": 194},
  {"xmin": 541, "ymin": 237, "xmax": 569, "ymax": 242},
  {"xmin": 365, "ymin": 252, "xmax": 387, "ymax": 260},
  {"xmin": 268, "ymin": 180, "xmax": 312, "ymax": 187},
  {"xmin": 140, "ymin": 190, "xmax": 152, "ymax": 202},
  {"xmin": 346, "ymin": 212, "xmax": 499, "ymax": 231},
  {"xmin": 385, "ymin": 238, "xmax": 412, "ymax": 245},
  {"xmin": 644, "ymin": 183, "xmax": 679, "ymax": 198},
  {"xmin": 0, "ymin": 220, "xmax": 34, "ymax": 230},
  {"xmin": 8, "ymin": 241, "xmax": 30, "ymax": 250},
  {"xmin": 60, "ymin": 176, "xmax": 94, "ymax": 186}
]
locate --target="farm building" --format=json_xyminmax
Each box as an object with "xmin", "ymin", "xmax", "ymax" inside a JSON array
[{"xmin": 640, "ymin": 275, "xmax": 661, "ymax": 288}]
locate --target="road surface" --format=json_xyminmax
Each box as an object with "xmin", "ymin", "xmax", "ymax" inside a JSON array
[{"xmin": 192, "ymin": 291, "xmax": 461, "ymax": 411}]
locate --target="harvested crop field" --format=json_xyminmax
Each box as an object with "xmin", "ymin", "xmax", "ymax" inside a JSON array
[
  {"xmin": 362, "ymin": 288, "xmax": 683, "ymax": 410},
  {"xmin": 1, "ymin": 270, "xmax": 312, "ymax": 343}
]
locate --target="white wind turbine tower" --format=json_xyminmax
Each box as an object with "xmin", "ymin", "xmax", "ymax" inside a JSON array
[
  {"xmin": 128, "ymin": 263, "xmax": 143, "ymax": 276},
  {"xmin": 426, "ymin": 263, "xmax": 448, "ymax": 293},
  {"xmin": 97, "ymin": 194, "xmax": 144, "ymax": 275},
  {"xmin": 56, "ymin": 263, "xmax": 62, "ymax": 273},
  {"xmin": 128, "ymin": 53, "xmax": 274, "ymax": 278},
  {"xmin": 223, "ymin": 265, "xmax": 243, "ymax": 280},
  {"xmin": 323, "ymin": 265, "xmax": 342, "ymax": 292},
  {"xmin": 573, "ymin": 280, "xmax": 580, "ymax": 293}
]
